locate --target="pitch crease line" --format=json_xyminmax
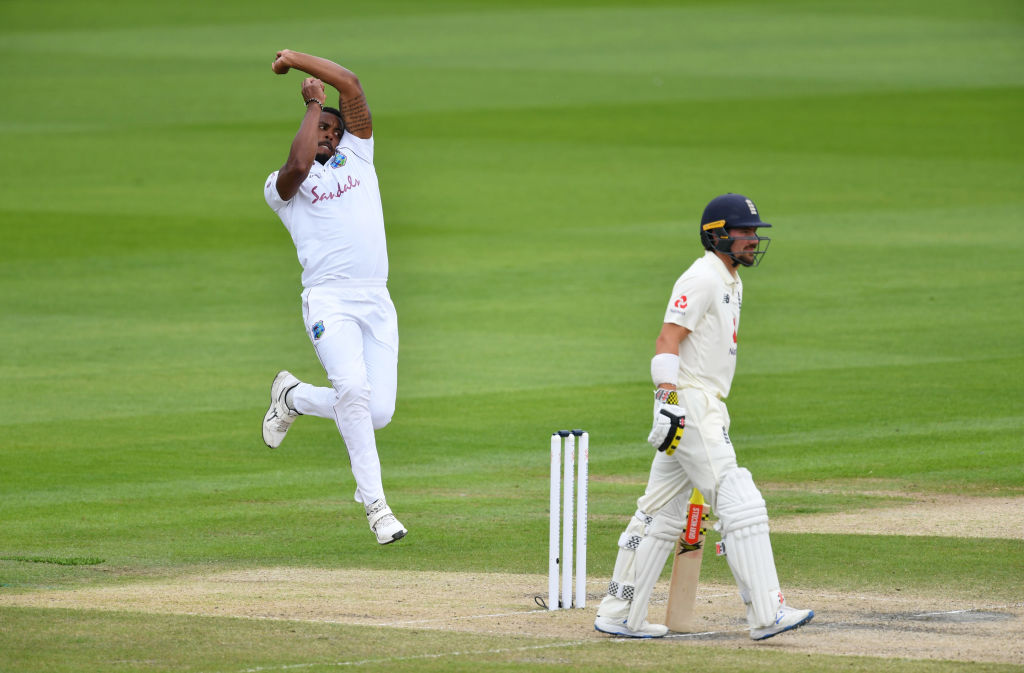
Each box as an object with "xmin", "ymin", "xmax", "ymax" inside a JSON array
[
  {"xmin": 913, "ymin": 602, "xmax": 1024, "ymax": 618},
  {"xmin": 374, "ymin": 608, "xmax": 548, "ymax": 626},
  {"xmin": 665, "ymin": 629, "xmax": 739, "ymax": 639}
]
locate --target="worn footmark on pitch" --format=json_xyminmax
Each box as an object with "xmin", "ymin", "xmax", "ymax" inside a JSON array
[{"xmin": 819, "ymin": 610, "xmax": 1017, "ymax": 632}]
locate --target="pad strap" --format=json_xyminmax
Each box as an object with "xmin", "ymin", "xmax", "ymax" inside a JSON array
[
  {"xmin": 618, "ymin": 533, "xmax": 643, "ymax": 551},
  {"xmin": 608, "ymin": 580, "xmax": 635, "ymax": 601}
]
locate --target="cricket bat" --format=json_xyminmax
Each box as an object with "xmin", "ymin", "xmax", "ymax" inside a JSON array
[{"xmin": 664, "ymin": 488, "xmax": 707, "ymax": 632}]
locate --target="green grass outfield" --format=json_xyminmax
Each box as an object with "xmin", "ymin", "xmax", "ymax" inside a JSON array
[{"xmin": 1, "ymin": 1, "xmax": 1023, "ymax": 671}]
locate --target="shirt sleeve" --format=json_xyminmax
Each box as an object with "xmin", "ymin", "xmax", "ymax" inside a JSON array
[
  {"xmin": 338, "ymin": 131, "xmax": 374, "ymax": 164},
  {"xmin": 264, "ymin": 171, "xmax": 289, "ymax": 212},
  {"xmin": 663, "ymin": 271, "xmax": 715, "ymax": 331}
]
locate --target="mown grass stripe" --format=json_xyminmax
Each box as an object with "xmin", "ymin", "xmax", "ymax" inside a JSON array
[{"xmin": 0, "ymin": 556, "xmax": 105, "ymax": 566}]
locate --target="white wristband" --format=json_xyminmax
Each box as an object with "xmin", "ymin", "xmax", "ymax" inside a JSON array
[{"xmin": 651, "ymin": 353, "xmax": 679, "ymax": 387}]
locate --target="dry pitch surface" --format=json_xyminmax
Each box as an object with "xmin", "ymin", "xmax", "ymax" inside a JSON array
[{"xmin": 3, "ymin": 495, "xmax": 1022, "ymax": 666}]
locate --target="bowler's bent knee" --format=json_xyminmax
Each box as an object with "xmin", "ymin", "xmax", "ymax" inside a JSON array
[{"xmin": 370, "ymin": 402, "xmax": 394, "ymax": 430}]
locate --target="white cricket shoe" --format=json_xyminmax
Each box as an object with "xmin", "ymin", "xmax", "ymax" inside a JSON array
[
  {"xmin": 750, "ymin": 605, "xmax": 814, "ymax": 641},
  {"xmin": 365, "ymin": 498, "xmax": 407, "ymax": 545},
  {"xmin": 262, "ymin": 371, "xmax": 300, "ymax": 449},
  {"xmin": 594, "ymin": 615, "xmax": 668, "ymax": 638}
]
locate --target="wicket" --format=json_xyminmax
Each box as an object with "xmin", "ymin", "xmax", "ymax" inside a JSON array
[{"xmin": 548, "ymin": 429, "xmax": 588, "ymax": 610}]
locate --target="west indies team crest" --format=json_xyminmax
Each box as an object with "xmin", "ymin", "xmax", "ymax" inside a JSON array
[
  {"xmin": 312, "ymin": 320, "xmax": 325, "ymax": 340},
  {"xmin": 329, "ymin": 150, "xmax": 347, "ymax": 168}
]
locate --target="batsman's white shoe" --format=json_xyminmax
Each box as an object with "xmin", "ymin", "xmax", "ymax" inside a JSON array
[
  {"xmin": 262, "ymin": 371, "xmax": 300, "ymax": 449},
  {"xmin": 365, "ymin": 498, "xmax": 407, "ymax": 545},
  {"xmin": 750, "ymin": 605, "xmax": 814, "ymax": 641},
  {"xmin": 594, "ymin": 615, "xmax": 668, "ymax": 638}
]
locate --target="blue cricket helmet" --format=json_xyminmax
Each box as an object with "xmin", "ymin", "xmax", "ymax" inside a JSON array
[{"xmin": 699, "ymin": 193, "xmax": 772, "ymax": 267}]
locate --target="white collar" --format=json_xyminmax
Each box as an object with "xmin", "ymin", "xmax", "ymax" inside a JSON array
[{"xmin": 704, "ymin": 250, "xmax": 740, "ymax": 285}]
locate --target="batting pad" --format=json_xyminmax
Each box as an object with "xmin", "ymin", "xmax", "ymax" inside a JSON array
[
  {"xmin": 715, "ymin": 468, "xmax": 782, "ymax": 627},
  {"xmin": 599, "ymin": 510, "xmax": 652, "ymax": 616},
  {"xmin": 626, "ymin": 500, "xmax": 685, "ymax": 631},
  {"xmin": 715, "ymin": 468, "xmax": 769, "ymax": 533}
]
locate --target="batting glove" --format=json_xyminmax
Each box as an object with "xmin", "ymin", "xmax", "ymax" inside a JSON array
[{"xmin": 648, "ymin": 388, "xmax": 685, "ymax": 454}]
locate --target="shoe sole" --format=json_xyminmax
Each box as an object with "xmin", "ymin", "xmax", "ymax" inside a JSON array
[
  {"xmin": 378, "ymin": 529, "xmax": 407, "ymax": 545},
  {"xmin": 751, "ymin": 610, "xmax": 814, "ymax": 641},
  {"xmin": 594, "ymin": 622, "xmax": 664, "ymax": 639}
]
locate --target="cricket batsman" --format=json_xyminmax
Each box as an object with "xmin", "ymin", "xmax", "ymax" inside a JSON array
[
  {"xmin": 594, "ymin": 194, "xmax": 815, "ymax": 639},
  {"xmin": 260, "ymin": 50, "xmax": 406, "ymax": 545}
]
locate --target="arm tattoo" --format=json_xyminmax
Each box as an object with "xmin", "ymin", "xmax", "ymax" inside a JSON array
[{"xmin": 341, "ymin": 93, "xmax": 372, "ymax": 135}]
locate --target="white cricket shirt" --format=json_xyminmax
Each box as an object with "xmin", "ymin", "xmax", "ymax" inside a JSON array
[
  {"xmin": 662, "ymin": 251, "xmax": 743, "ymax": 399},
  {"xmin": 264, "ymin": 131, "xmax": 388, "ymax": 288}
]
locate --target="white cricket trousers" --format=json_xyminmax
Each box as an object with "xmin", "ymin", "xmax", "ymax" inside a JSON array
[
  {"xmin": 290, "ymin": 281, "xmax": 399, "ymax": 506},
  {"xmin": 637, "ymin": 388, "xmax": 739, "ymax": 517}
]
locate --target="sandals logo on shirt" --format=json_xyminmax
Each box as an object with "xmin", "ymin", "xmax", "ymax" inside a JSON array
[
  {"xmin": 312, "ymin": 320, "xmax": 325, "ymax": 340},
  {"xmin": 311, "ymin": 174, "xmax": 361, "ymax": 204}
]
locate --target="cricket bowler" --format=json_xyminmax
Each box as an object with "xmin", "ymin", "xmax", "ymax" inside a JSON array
[
  {"xmin": 261, "ymin": 49, "xmax": 406, "ymax": 545},
  {"xmin": 594, "ymin": 194, "xmax": 814, "ymax": 639}
]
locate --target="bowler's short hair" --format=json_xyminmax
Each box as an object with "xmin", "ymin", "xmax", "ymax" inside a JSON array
[{"xmin": 323, "ymin": 106, "xmax": 345, "ymax": 133}]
